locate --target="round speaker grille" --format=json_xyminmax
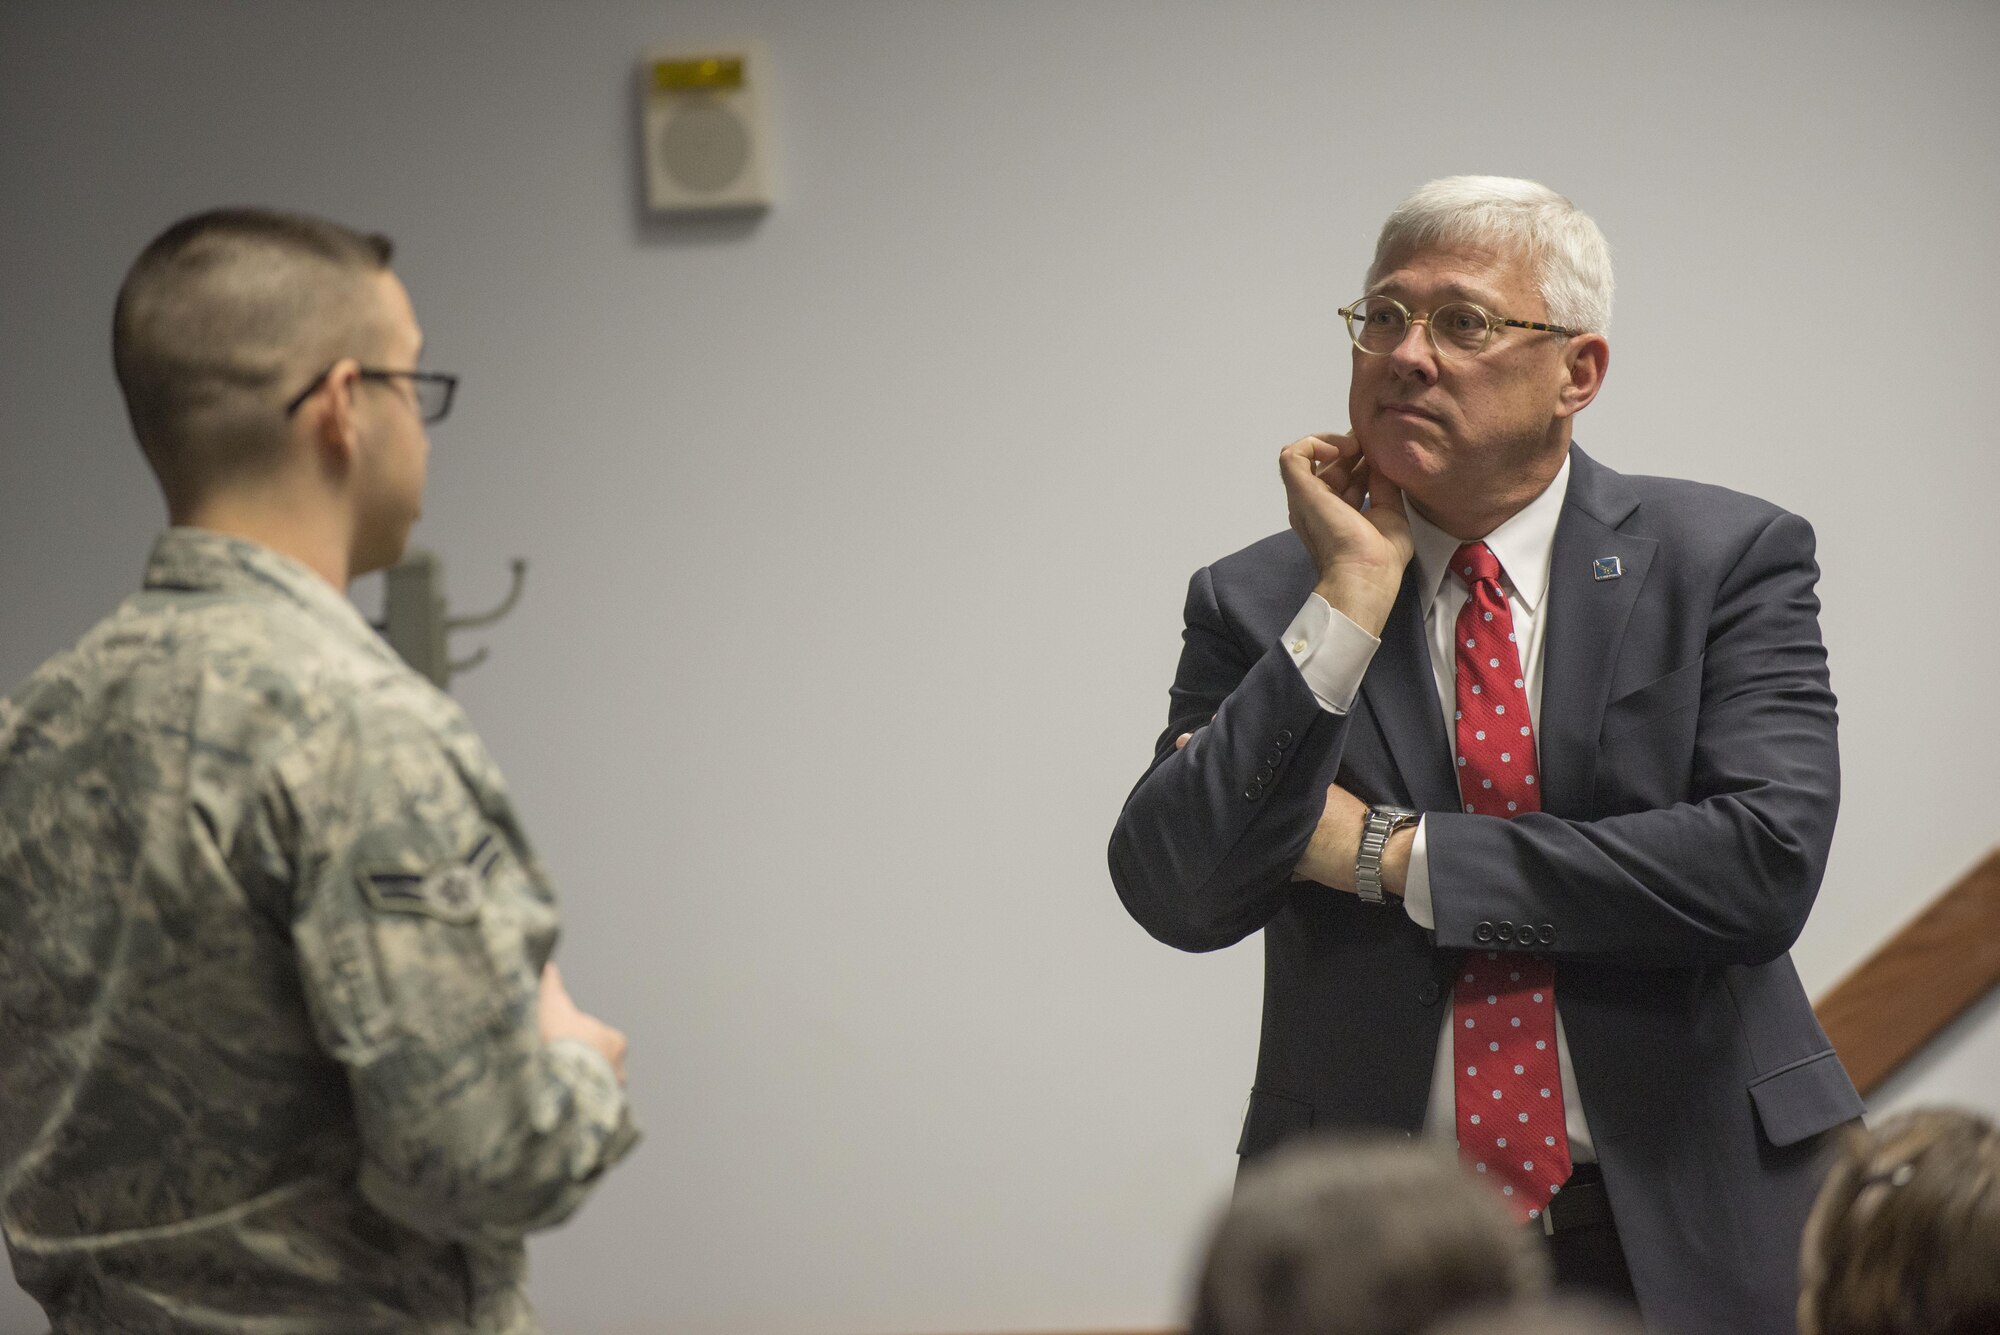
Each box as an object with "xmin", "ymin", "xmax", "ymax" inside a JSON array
[{"xmin": 658, "ymin": 101, "xmax": 751, "ymax": 194}]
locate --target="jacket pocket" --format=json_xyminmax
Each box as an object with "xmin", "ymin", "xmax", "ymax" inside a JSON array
[
  {"xmin": 1748, "ymin": 1049, "xmax": 1864, "ymax": 1148},
  {"xmin": 1236, "ymin": 1086, "xmax": 1315, "ymax": 1158}
]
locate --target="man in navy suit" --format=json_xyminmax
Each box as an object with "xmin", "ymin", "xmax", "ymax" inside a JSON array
[{"xmin": 1108, "ymin": 177, "xmax": 1861, "ymax": 1335}]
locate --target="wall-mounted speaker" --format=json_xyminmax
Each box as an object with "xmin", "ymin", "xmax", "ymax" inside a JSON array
[{"xmin": 641, "ymin": 42, "xmax": 774, "ymax": 214}]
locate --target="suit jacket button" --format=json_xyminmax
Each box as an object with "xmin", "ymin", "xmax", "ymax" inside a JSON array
[
  {"xmin": 1274, "ymin": 729, "xmax": 1293, "ymax": 749},
  {"xmin": 1538, "ymin": 924, "xmax": 1556, "ymax": 946},
  {"xmin": 1265, "ymin": 748, "xmax": 1284, "ymax": 768},
  {"xmin": 1474, "ymin": 921, "xmax": 1496, "ymax": 943},
  {"xmin": 1496, "ymin": 921, "xmax": 1515, "ymax": 943},
  {"xmin": 1417, "ymin": 981, "xmax": 1441, "ymax": 1007},
  {"xmin": 1244, "ymin": 780, "xmax": 1265, "ymax": 800}
]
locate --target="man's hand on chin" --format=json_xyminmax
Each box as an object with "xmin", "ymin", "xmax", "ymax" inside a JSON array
[{"xmin": 1279, "ymin": 432, "xmax": 1415, "ymax": 638}]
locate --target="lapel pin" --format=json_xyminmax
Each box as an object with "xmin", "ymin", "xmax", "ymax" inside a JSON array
[{"xmin": 1592, "ymin": 556, "xmax": 1623, "ymax": 581}]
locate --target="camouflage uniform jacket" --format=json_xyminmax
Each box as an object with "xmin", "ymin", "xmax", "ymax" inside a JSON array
[{"xmin": 0, "ymin": 529, "xmax": 639, "ymax": 1333}]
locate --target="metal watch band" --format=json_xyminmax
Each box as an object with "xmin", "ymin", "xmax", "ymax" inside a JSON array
[{"xmin": 1355, "ymin": 805, "xmax": 1419, "ymax": 905}]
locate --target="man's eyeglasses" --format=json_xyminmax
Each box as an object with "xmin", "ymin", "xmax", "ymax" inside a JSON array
[
  {"xmin": 284, "ymin": 366, "xmax": 460, "ymax": 424},
  {"xmin": 1338, "ymin": 295, "xmax": 1579, "ymax": 360}
]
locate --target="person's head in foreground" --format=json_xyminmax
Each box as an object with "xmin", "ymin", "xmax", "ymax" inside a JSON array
[
  {"xmin": 1424, "ymin": 1294, "xmax": 1645, "ymax": 1335},
  {"xmin": 1188, "ymin": 1135, "xmax": 1548, "ymax": 1335},
  {"xmin": 1797, "ymin": 1106, "xmax": 2000, "ymax": 1335}
]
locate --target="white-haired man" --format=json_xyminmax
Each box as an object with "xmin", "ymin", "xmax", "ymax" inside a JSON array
[{"xmin": 1109, "ymin": 176, "xmax": 1860, "ymax": 1334}]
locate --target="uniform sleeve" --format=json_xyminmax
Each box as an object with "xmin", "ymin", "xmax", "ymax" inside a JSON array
[{"xmin": 279, "ymin": 687, "xmax": 639, "ymax": 1245}]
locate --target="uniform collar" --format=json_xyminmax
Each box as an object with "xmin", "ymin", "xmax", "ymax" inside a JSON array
[
  {"xmin": 1407, "ymin": 452, "xmax": 1570, "ymax": 617},
  {"xmin": 142, "ymin": 527, "xmax": 397, "ymax": 663}
]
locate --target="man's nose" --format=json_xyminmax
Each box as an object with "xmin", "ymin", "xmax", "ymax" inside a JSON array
[{"xmin": 1387, "ymin": 318, "xmax": 1440, "ymax": 382}]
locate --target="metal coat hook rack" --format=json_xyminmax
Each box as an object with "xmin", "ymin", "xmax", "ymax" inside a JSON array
[{"xmin": 374, "ymin": 549, "xmax": 528, "ymax": 691}]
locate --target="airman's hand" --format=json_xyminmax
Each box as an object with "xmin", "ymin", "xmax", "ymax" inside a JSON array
[{"xmin": 539, "ymin": 963, "xmax": 629, "ymax": 1085}]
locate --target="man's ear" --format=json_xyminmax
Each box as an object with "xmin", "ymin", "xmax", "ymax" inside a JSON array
[
  {"xmin": 312, "ymin": 358, "xmax": 365, "ymax": 475},
  {"xmin": 1555, "ymin": 334, "xmax": 1609, "ymax": 419}
]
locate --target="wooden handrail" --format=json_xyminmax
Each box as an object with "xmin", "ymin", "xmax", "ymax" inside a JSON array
[{"xmin": 1813, "ymin": 847, "xmax": 2000, "ymax": 1097}]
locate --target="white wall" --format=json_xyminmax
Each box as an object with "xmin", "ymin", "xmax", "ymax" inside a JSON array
[{"xmin": 2, "ymin": 3, "xmax": 1996, "ymax": 1332}]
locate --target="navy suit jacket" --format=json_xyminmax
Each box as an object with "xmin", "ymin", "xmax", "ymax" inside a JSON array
[{"xmin": 1109, "ymin": 446, "xmax": 1863, "ymax": 1335}]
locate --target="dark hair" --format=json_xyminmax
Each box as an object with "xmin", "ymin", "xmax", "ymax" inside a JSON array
[
  {"xmin": 1799, "ymin": 1107, "xmax": 2000, "ymax": 1335},
  {"xmin": 111, "ymin": 207, "xmax": 394, "ymax": 504},
  {"xmin": 1188, "ymin": 1134, "xmax": 1547, "ymax": 1335},
  {"xmin": 1426, "ymin": 1295, "xmax": 1646, "ymax": 1335}
]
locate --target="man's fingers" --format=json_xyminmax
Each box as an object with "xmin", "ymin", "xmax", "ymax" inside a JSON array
[
  {"xmin": 1284, "ymin": 432, "xmax": 1352, "ymax": 467},
  {"xmin": 1364, "ymin": 472, "xmax": 1413, "ymax": 562},
  {"xmin": 1284, "ymin": 436, "xmax": 1351, "ymax": 498},
  {"xmin": 1367, "ymin": 468, "xmax": 1407, "ymax": 516},
  {"xmin": 1287, "ymin": 433, "xmax": 1368, "ymax": 507},
  {"xmin": 1175, "ymin": 732, "xmax": 1192, "ymax": 750},
  {"xmin": 1280, "ymin": 445, "xmax": 1327, "ymax": 501},
  {"xmin": 1280, "ymin": 435, "xmax": 1325, "ymax": 478},
  {"xmin": 1341, "ymin": 457, "xmax": 1371, "ymax": 510},
  {"xmin": 1308, "ymin": 433, "xmax": 1358, "ymax": 477}
]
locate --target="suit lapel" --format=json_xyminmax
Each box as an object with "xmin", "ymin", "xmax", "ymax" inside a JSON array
[
  {"xmin": 1538, "ymin": 448, "xmax": 1656, "ymax": 817},
  {"xmin": 1359, "ymin": 568, "xmax": 1460, "ymax": 814}
]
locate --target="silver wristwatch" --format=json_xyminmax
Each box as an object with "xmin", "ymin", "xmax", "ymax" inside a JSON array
[{"xmin": 1355, "ymin": 805, "xmax": 1419, "ymax": 905}]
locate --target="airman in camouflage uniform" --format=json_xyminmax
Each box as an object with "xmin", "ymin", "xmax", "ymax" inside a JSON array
[{"xmin": 0, "ymin": 209, "xmax": 637, "ymax": 1332}]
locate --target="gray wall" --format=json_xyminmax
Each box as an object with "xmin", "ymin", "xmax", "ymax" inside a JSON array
[{"xmin": 3, "ymin": 2, "xmax": 1996, "ymax": 1332}]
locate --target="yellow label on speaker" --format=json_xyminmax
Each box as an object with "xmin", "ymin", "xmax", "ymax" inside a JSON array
[{"xmin": 652, "ymin": 56, "xmax": 745, "ymax": 92}]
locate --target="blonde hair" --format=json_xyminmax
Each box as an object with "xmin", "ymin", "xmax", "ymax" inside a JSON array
[{"xmin": 1798, "ymin": 1107, "xmax": 2000, "ymax": 1335}]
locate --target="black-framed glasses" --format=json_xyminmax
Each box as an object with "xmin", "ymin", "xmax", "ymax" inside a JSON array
[
  {"xmin": 1337, "ymin": 295, "xmax": 1579, "ymax": 360},
  {"xmin": 283, "ymin": 365, "xmax": 460, "ymax": 424}
]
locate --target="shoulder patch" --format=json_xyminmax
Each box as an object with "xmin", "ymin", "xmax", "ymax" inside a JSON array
[{"xmin": 358, "ymin": 863, "xmax": 483, "ymax": 924}]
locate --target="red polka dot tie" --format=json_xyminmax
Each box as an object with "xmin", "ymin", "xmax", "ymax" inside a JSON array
[{"xmin": 1449, "ymin": 541, "xmax": 1570, "ymax": 1224}]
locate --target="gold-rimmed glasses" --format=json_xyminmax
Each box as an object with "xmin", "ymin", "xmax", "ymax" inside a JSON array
[{"xmin": 1338, "ymin": 295, "xmax": 1579, "ymax": 360}]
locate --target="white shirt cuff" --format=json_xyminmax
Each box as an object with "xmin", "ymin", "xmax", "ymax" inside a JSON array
[
  {"xmin": 1281, "ymin": 593, "xmax": 1378, "ymax": 714},
  {"xmin": 1402, "ymin": 817, "xmax": 1435, "ymax": 929}
]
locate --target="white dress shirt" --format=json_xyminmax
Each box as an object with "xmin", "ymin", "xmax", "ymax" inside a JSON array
[{"xmin": 1278, "ymin": 456, "xmax": 1598, "ymax": 1162}]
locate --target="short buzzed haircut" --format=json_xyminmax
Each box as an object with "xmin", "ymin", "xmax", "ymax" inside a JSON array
[
  {"xmin": 1188, "ymin": 1135, "xmax": 1547, "ymax": 1335},
  {"xmin": 112, "ymin": 207, "xmax": 395, "ymax": 507}
]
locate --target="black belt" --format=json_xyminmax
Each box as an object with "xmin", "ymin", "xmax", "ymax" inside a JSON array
[{"xmin": 1537, "ymin": 1162, "xmax": 1616, "ymax": 1237}]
